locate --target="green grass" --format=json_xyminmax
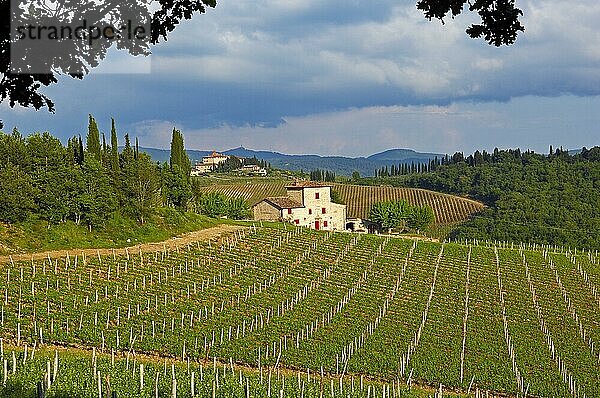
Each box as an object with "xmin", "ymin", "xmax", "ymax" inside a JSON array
[
  {"xmin": 0, "ymin": 209, "xmax": 224, "ymax": 255},
  {"xmin": 0, "ymin": 346, "xmax": 468, "ymax": 398}
]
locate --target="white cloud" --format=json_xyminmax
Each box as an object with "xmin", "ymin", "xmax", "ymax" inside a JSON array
[
  {"xmin": 148, "ymin": 0, "xmax": 600, "ymax": 103},
  {"xmin": 129, "ymin": 104, "xmax": 476, "ymax": 155},
  {"xmin": 130, "ymin": 94, "xmax": 600, "ymax": 157},
  {"xmin": 4, "ymin": 0, "xmax": 600, "ymax": 156}
]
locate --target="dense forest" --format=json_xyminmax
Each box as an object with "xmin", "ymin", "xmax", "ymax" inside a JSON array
[
  {"xmin": 0, "ymin": 116, "xmax": 248, "ymax": 231},
  {"xmin": 367, "ymin": 147, "xmax": 600, "ymax": 250}
]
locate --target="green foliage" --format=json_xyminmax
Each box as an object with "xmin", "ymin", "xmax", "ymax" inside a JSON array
[
  {"xmin": 85, "ymin": 114, "xmax": 102, "ymax": 161},
  {"xmin": 0, "ymin": 118, "xmax": 211, "ymax": 231},
  {"xmin": 310, "ymin": 169, "xmax": 336, "ymax": 182},
  {"xmin": 198, "ymin": 192, "xmax": 228, "ymax": 217},
  {"xmin": 163, "ymin": 165, "xmax": 192, "ymax": 210},
  {"xmin": 369, "ymin": 200, "xmax": 435, "ymax": 233},
  {"xmin": 197, "ymin": 192, "xmax": 250, "ymax": 219},
  {"xmin": 110, "ymin": 118, "xmax": 119, "ymax": 174},
  {"xmin": 408, "ymin": 205, "xmax": 435, "ymax": 231},
  {"xmin": 0, "ymin": 163, "xmax": 36, "ymax": 223},
  {"xmin": 80, "ymin": 158, "xmax": 116, "ymax": 230},
  {"xmin": 330, "ymin": 189, "xmax": 345, "ymax": 205},
  {"xmin": 226, "ymin": 196, "xmax": 251, "ymax": 219},
  {"xmin": 395, "ymin": 147, "xmax": 600, "ymax": 249},
  {"xmin": 169, "ymin": 128, "xmax": 191, "ymax": 177},
  {"xmin": 215, "ymin": 155, "xmax": 243, "ymax": 172},
  {"xmin": 121, "ymin": 152, "xmax": 161, "ymax": 224}
]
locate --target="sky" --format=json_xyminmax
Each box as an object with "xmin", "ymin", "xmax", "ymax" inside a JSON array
[{"xmin": 2, "ymin": 0, "xmax": 600, "ymax": 157}]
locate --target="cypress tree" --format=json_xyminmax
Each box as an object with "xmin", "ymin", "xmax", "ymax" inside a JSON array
[
  {"xmin": 86, "ymin": 114, "xmax": 102, "ymax": 161},
  {"xmin": 122, "ymin": 134, "xmax": 134, "ymax": 165},
  {"xmin": 102, "ymin": 133, "xmax": 107, "ymax": 154},
  {"xmin": 169, "ymin": 128, "xmax": 191, "ymax": 177},
  {"xmin": 77, "ymin": 135, "xmax": 84, "ymax": 164},
  {"xmin": 110, "ymin": 119, "xmax": 119, "ymax": 172},
  {"xmin": 101, "ymin": 133, "xmax": 108, "ymax": 166}
]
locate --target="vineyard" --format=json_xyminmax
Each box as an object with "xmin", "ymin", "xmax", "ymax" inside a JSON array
[
  {"xmin": 0, "ymin": 226, "xmax": 598, "ymax": 397},
  {"xmin": 197, "ymin": 182, "xmax": 484, "ymax": 224}
]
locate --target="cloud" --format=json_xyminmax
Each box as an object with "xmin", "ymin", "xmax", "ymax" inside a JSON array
[
  {"xmin": 145, "ymin": 0, "xmax": 600, "ymax": 109},
  {"xmin": 2, "ymin": 0, "xmax": 600, "ymax": 155},
  {"xmin": 129, "ymin": 95, "xmax": 600, "ymax": 157}
]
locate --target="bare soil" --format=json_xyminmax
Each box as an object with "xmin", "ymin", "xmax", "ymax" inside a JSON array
[{"xmin": 0, "ymin": 224, "xmax": 245, "ymax": 263}]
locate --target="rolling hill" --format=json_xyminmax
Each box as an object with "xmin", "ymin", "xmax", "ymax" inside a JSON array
[
  {"xmin": 137, "ymin": 146, "xmax": 443, "ymax": 176},
  {"xmin": 2, "ymin": 227, "xmax": 597, "ymax": 397},
  {"xmin": 199, "ymin": 181, "xmax": 484, "ymax": 224}
]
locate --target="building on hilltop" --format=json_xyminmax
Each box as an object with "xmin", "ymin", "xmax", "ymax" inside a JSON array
[
  {"xmin": 191, "ymin": 151, "xmax": 230, "ymax": 175},
  {"xmin": 253, "ymin": 181, "xmax": 346, "ymax": 231},
  {"xmin": 240, "ymin": 164, "xmax": 267, "ymax": 176}
]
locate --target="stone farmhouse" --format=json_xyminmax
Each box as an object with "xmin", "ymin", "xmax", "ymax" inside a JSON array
[{"xmin": 253, "ymin": 181, "xmax": 346, "ymax": 231}]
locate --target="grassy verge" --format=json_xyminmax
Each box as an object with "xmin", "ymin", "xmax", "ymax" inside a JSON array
[{"xmin": 0, "ymin": 208, "xmax": 225, "ymax": 255}]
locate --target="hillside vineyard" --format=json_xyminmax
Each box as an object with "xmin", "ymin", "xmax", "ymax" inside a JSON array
[
  {"xmin": 0, "ymin": 227, "xmax": 598, "ymax": 397},
  {"xmin": 199, "ymin": 183, "xmax": 484, "ymax": 224}
]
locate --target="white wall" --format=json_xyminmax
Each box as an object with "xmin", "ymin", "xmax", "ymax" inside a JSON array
[{"xmin": 281, "ymin": 186, "xmax": 346, "ymax": 231}]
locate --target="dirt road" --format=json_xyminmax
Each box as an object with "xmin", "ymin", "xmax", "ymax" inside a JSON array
[{"xmin": 0, "ymin": 224, "xmax": 245, "ymax": 263}]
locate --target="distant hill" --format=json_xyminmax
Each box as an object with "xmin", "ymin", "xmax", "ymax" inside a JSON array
[
  {"xmin": 131, "ymin": 147, "xmax": 212, "ymax": 164},
  {"xmin": 137, "ymin": 146, "xmax": 444, "ymax": 176}
]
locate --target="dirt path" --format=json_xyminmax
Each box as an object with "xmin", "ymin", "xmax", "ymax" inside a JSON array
[{"xmin": 0, "ymin": 224, "xmax": 245, "ymax": 263}]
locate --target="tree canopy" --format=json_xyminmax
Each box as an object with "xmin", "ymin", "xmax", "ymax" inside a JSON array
[
  {"xmin": 369, "ymin": 200, "xmax": 435, "ymax": 233},
  {"xmin": 0, "ymin": 0, "xmax": 217, "ymax": 128},
  {"xmin": 0, "ymin": 116, "xmax": 249, "ymax": 229},
  {"xmin": 368, "ymin": 146, "xmax": 600, "ymax": 250},
  {"xmin": 417, "ymin": 0, "xmax": 524, "ymax": 46}
]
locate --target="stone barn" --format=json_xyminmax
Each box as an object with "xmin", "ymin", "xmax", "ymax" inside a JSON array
[{"xmin": 253, "ymin": 181, "xmax": 346, "ymax": 231}]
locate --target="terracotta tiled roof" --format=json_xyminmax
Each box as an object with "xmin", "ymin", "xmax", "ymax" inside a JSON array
[
  {"xmin": 285, "ymin": 180, "xmax": 331, "ymax": 188},
  {"xmin": 262, "ymin": 197, "xmax": 304, "ymax": 209},
  {"xmin": 205, "ymin": 151, "xmax": 227, "ymax": 158}
]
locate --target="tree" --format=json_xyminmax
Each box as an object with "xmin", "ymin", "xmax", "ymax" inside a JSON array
[
  {"xmin": 0, "ymin": 128, "xmax": 29, "ymax": 168},
  {"xmin": 0, "ymin": 0, "xmax": 217, "ymax": 128},
  {"xmin": 195, "ymin": 192, "xmax": 249, "ymax": 219},
  {"xmin": 408, "ymin": 205, "xmax": 435, "ymax": 232},
  {"xmin": 121, "ymin": 152, "xmax": 161, "ymax": 224},
  {"xmin": 163, "ymin": 165, "xmax": 192, "ymax": 210},
  {"xmin": 121, "ymin": 134, "xmax": 135, "ymax": 167},
  {"xmin": 0, "ymin": 163, "xmax": 36, "ymax": 223},
  {"xmin": 86, "ymin": 114, "xmax": 102, "ymax": 161},
  {"xmin": 80, "ymin": 158, "xmax": 115, "ymax": 230},
  {"xmin": 330, "ymin": 190, "xmax": 345, "ymax": 205},
  {"xmin": 416, "ymin": 0, "xmax": 524, "ymax": 46},
  {"xmin": 110, "ymin": 119, "xmax": 119, "ymax": 166},
  {"xmin": 169, "ymin": 128, "xmax": 191, "ymax": 177},
  {"xmin": 369, "ymin": 200, "xmax": 412, "ymax": 233},
  {"xmin": 226, "ymin": 197, "xmax": 250, "ymax": 219},
  {"xmin": 26, "ymin": 132, "xmax": 72, "ymax": 225},
  {"xmin": 198, "ymin": 192, "xmax": 228, "ymax": 218}
]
